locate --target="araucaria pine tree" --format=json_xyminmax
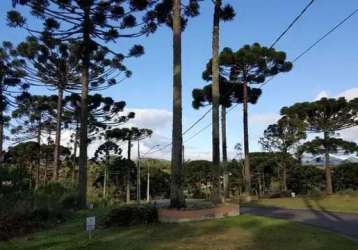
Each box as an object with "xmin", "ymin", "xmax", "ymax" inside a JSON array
[
  {"xmin": 16, "ymin": 37, "xmax": 81, "ymax": 180},
  {"xmin": 104, "ymin": 127, "xmax": 152, "ymax": 203},
  {"xmin": 282, "ymin": 97, "xmax": 358, "ymax": 194},
  {"xmin": 169, "ymin": 0, "xmax": 202, "ymax": 208},
  {"xmin": 192, "ymin": 80, "xmax": 261, "ymax": 198},
  {"xmin": 11, "ymin": 94, "xmax": 57, "ymax": 187},
  {"xmin": 8, "ymin": 0, "xmax": 174, "ymax": 207},
  {"xmin": 219, "ymin": 44, "xmax": 292, "ymax": 194},
  {"xmin": 0, "ymin": 41, "xmax": 28, "ymax": 165},
  {"xmin": 259, "ymin": 115, "xmax": 306, "ymax": 192},
  {"xmin": 210, "ymin": 0, "xmax": 235, "ymax": 203}
]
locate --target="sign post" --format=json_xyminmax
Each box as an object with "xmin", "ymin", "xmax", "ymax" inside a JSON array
[{"xmin": 86, "ymin": 216, "xmax": 96, "ymax": 240}]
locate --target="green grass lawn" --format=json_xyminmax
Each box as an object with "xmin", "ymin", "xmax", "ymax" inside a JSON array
[
  {"xmin": 248, "ymin": 193, "xmax": 358, "ymax": 214},
  {"xmin": 0, "ymin": 208, "xmax": 356, "ymax": 250}
]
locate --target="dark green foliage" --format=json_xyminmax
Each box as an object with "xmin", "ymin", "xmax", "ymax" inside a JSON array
[
  {"xmin": 281, "ymin": 97, "xmax": 358, "ymax": 133},
  {"xmin": 60, "ymin": 193, "xmax": 78, "ymax": 210},
  {"xmin": 11, "ymin": 94, "xmax": 57, "ymax": 143},
  {"xmin": 142, "ymin": 167, "xmax": 170, "ymax": 199},
  {"xmin": 0, "ymin": 165, "xmax": 29, "ymax": 196},
  {"xmin": 282, "ymin": 97, "xmax": 358, "ymax": 194},
  {"xmin": 64, "ymin": 93, "xmax": 134, "ymax": 138},
  {"xmin": 0, "ymin": 211, "xmax": 41, "ymax": 241},
  {"xmin": 333, "ymin": 163, "xmax": 358, "ymax": 191},
  {"xmin": 287, "ymin": 165, "xmax": 325, "ymax": 194},
  {"xmin": 33, "ymin": 182, "xmax": 68, "ymax": 210},
  {"xmin": 260, "ymin": 116, "xmax": 306, "ymax": 153},
  {"xmin": 192, "ymin": 79, "xmax": 262, "ymax": 109},
  {"xmin": 105, "ymin": 127, "xmax": 153, "ymax": 142},
  {"xmin": 298, "ymin": 137, "xmax": 357, "ymax": 156},
  {"xmin": 249, "ymin": 152, "xmax": 282, "ymax": 195},
  {"xmin": 0, "ymin": 41, "xmax": 29, "ymax": 156},
  {"xmin": 0, "ymin": 181, "xmax": 74, "ymax": 241},
  {"xmin": 218, "ymin": 44, "xmax": 292, "ymax": 83},
  {"xmin": 104, "ymin": 204, "xmax": 158, "ymax": 227},
  {"xmin": 184, "ymin": 160, "xmax": 213, "ymax": 198}
]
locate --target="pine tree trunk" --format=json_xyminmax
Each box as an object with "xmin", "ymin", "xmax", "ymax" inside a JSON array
[
  {"xmin": 0, "ymin": 113, "xmax": 4, "ymax": 167},
  {"xmin": 103, "ymin": 150, "xmax": 109, "ymax": 199},
  {"xmin": 72, "ymin": 124, "xmax": 79, "ymax": 183},
  {"xmin": 36, "ymin": 125, "xmax": 41, "ymax": 189},
  {"xmin": 221, "ymin": 106, "xmax": 229, "ymax": 199},
  {"xmin": 126, "ymin": 139, "xmax": 131, "ymax": 203},
  {"xmin": 136, "ymin": 140, "xmax": 141, "ymax": 204},
  {"xmin": 243, "ymin": 81, "xmax": 251, "ymax": 194},
  {"xmin": 170, "ymin": 0, "xmax": 185, "ymax": 209},
  {"xmin": 211, "ymin": 0, "xmax": 222, "ymax": 204},
  {"xmin": 53, "ymin": 87, "xmax": 64, "ymax": 181},
  {"xmin": 0, "ymin": 86, "xmax": 4, "ymax": 167},
  {"xmin": 77, "ymin": 7, "xmax": 91, "ymax": 208},
  {"xmin": 146, "ymin": 163, "xmax": 150, "ymax": 202},
  {"xmin": 281, "ymin": 152, "xmax": 288, "ymax": 193},
  {"xmin": 282, "ymin": 163, "xmax": 287, "ymax": 192},
  {"xmin": 324, "ymin": 131, "xmax": 333, "ymax": 194}
]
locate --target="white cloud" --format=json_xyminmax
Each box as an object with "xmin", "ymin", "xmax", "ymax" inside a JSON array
[
  {"xmin": 125, "ymin": 108, "xmax": 172, "ymax": 131},
  {"xmin": 249, "ymin": 113, "xmax": 280, "ymax": 126},
  {"xmin": 56, "ymin": 108, "xmax": 173, "ymax": 159},
  {"xmin": 336, "ymin": 88, "xmax": 358, "ymax": 100},
  {"xmin": 314, "ymin": 90, "xmax": 328, "ymax": 100},
  {"xmin": 314, "ymin": 88, "xmax": 358, "ymax": 101}
]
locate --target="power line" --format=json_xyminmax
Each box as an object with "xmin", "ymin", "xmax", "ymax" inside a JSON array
[
  {"xmin": 184, "ymin": 103, "xmax": 240, "ymax": 144},
  {"xmin": 292, "ymin": 7, "xmax": 358, "ymax": 63},
  {"xmin": 182, "ymin": 107, "xmax": 212, "ymax": 135},
  {"xmin": 183, "ymin": 4, "xmax": 358, "ymax": 143},
  {"xmin": 148, "ymin": 3, "xmax": 358, "ymax": 155},
  {"xmin": 170, "ymin": 1, "xmax": 316, "ymax": 143},
  {"xmin": 260, "ymin": 7, "xmax": 358, "ymax": 89},
  {"xmin": 270, "ymin": 0, "xmax": 315, "ymax": 48}
]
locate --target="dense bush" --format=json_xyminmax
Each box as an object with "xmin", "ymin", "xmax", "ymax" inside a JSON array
[
  {"xmin": 0, "ymin": 182, "xmax": 75, "ymax": 241},
  {"xmin": 0, "ymin": 206, "xmax": 68, "ymax": 241},
  {"xmin": 0, "ymin": 166, "xmax": 29, "ymax": 196},
  {"xmin": 34, "ymin": 182, "xmax": 69, "ymax": 210},
  {"xmin": 333, "ymin": 163, "xmax": 358, "ymax": 191},
  {"xmin": 184, "ymin": 160, "xmax": 213, "ymax": 199},
  {"xmin": 287, "ymin": 165, "xmax": 325, "ymax": 194},
  {"xmin": 104, "ymin": 204, "xmax": 158, "ymax": 227}
]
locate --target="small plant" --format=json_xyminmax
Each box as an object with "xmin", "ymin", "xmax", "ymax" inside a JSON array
[{"xmin": 104, "ymin": 204, "xmax": 158, "ymax": 227}]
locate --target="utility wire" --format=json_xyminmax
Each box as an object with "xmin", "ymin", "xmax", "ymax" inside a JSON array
[
  {"xmin": 184, "ymin": 103, "xmax": 239, "ymax": 144},
  {"xmin": 181, "ymin": 0, "xmax": 316, "ymax": 140},
  {"xmin": 260, "ymin": 7, "xmax": 358, "ymax": 89},
  {"xmin": 292, "ymin": 7, "xmax": 358, "ymax": 63},
  {"xmin": 182, "ymin": 107, "xmax": 212, "ymax": 135},
  {"xmin": 181, "ymin": 5, "xmax": 358, "ymax": 146},
  {"xmin": 270, "ymin": 0, "xmax": 315, "ymax": 48},
  {"xmin": 148, "ymin": 3, "xmax": 358, "ymax": 155}
]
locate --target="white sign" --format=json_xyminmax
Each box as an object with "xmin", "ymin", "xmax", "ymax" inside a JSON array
[{"xmin": 86, "ymin": 216, "xmax": 96, "ymax": 232}]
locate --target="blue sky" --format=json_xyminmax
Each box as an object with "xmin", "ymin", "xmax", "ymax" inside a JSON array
[{"xmin": 1, "ymin": 0, "xmax": 358, "ymax": 160}]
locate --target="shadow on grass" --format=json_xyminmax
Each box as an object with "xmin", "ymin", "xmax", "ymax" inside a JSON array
[{"xmin": 4, "ymin": 214, "xmax": 357, "ymax": 250}]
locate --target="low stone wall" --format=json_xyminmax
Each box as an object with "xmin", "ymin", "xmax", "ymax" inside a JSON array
[{"xmin": 158, "ymin": 203, "xmax": 240, "ymax": 223}]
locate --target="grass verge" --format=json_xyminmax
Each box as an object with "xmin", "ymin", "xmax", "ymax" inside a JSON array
[
  {"xmin": 248, "ymin": 193, "xmax": 358, "ymax": 214},
  {"xmin": 0, "ymin": 207, "xmax": 356, "ymax": 250}
]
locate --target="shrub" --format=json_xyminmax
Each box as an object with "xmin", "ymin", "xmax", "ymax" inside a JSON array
[
  {"xmin": 104, "ymin": 204, "xmax": 158, "ymax": 227},
  {"xmin": 0, "ymin": 213, "xmax": 40, "ymax": 241},
  {"xmin": 287, "ymin": 165, "xmax": 325, "ymax": 194},
  {"xmin": 333, "ymin": 163, "xmax": 358, "ymax": 192},
  {"xmin": 34, "ymin": 182, "xmax": 69, "ymax": 210},
  {"xmin": 0, "ymin": 206, "xmax": 69, "ymax": 241},
  {"xmin": 61, "ymin": 193, "xmax": 78, "ymax": 210}
]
